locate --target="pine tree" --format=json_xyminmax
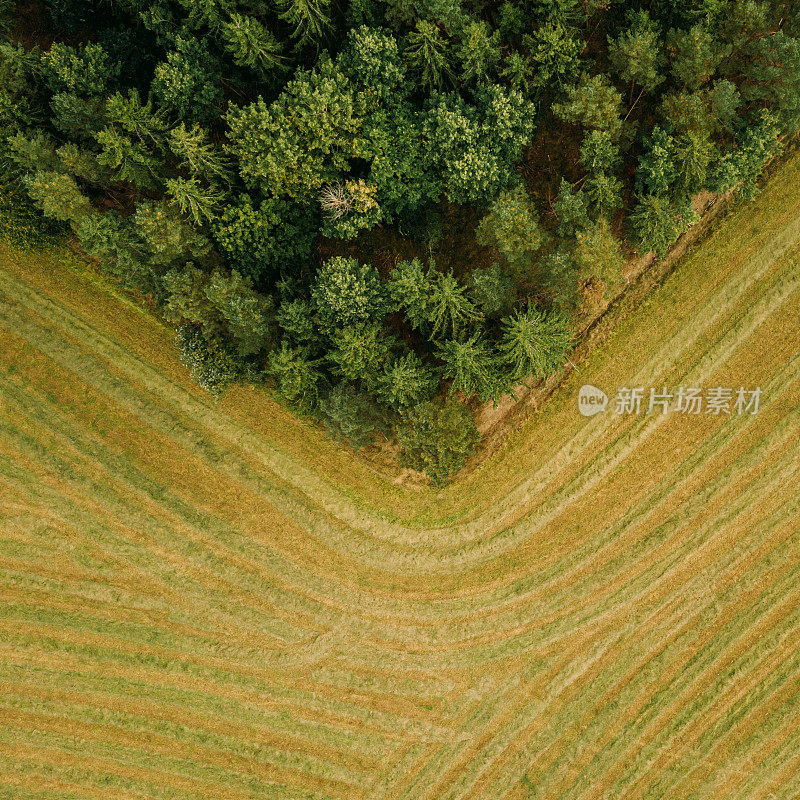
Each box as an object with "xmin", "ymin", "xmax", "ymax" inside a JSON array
[
  {"xmin": 276, "ymin": 298, "xmax": 318, "ymax": 346},
  {"xmin": 608, "ymin": 10, "xmax": 665, "ymax": 93},
  {"xmin": 50, "ymin": 92, "xmax": 106, "ymax": 140},
  {"xmin": 151, "ymin": 36, "xmax": 222, "ymax": 122},
  {"xmin": 552, "ymin": 73, "xmax": 623, "ymax": 135},
  {"xmin": 312, "ymin": 256, "xmax": 386, "ymax": 334},
  {"xmin": 476, "ymin": 186, "xmax": 545, "ymax": 273},
  {"xmin": 404, "ymin": 20, "xmax": 453, "ymax": 90},
  {"xmin": 436, "ymin": 332, "xmax": 502, "ymax": 401},
  {"xmin": 498, "ymin": 306, "xmax": 571, "ymax": 380},
  {"xmin": 426, "ymin": 267, "xmax": 480, "ymax": 338},
  {"xmin": 527, "ymin": 21, "xmax": 582, "ymax": 90},
  {"xmin": 225, "ymin": 58, "xmax": 367, "ymax": 199},
  {"xmin": 277, "ymin": 0, "xmax": 331, "ymax": 45},
  {"xmin": 221, "ymin": 13, "xmax": 283, "ymax": 76},
  {"xmin": 22, "ymin": 170, "xmax": 92, "ymax": 223},
  {"xmin": 629, "ymin": 193, "xmax": 695, "ymax": 257},
  {"xmin": 673, "ymin": 130, "xmax": 716, "ymax": 197},
  {"xmin": 573, "ymin": 217, "xmax": 623, "ymax": 291},
  {"xmin": 338, "ymin": 25, "xmax": 405, "ymax": 100},
  {"xmin": 39, "ymin": 41, "xmax": 118, "ymax": 96},
  {"xmin": 326, "ymin": 322, "xmax": 395, "ymax": 387},
  {"xmin": 387, "ymin": 258, "xmax": 431, "ymax": 329},
  {"xmin": 95, "ymin": 127, "xmax": 161, "ymax": 190},
  {"xmin": 318, "ymin": 383, "xmax": 389, "ymax": 449},
  {"xmin": 378, "ymin": 351, "xmax": 438, "ymax": 409},
  {"xmin": 553, "ymin": 179, "xmax": 591, "ymax": 238},
  {"xmin": 166, "ymin": 176, "xmax": 223, "ymax": 225},
  {"xmin": 168, "ymin": 123, "xmax": 230, "ymax": 184},
  {"xmin": 205, "ymin": 269, "xmax": 276, "ymax": 356},
  {"xmin": 467, "ymin": 262, "xmax": 516, "ymax": 318},
  {"xmin": 456, "ymin": 20, "xmax": 500, "ymax": 86},
  {"xmin": 105, "ymin": 89, "xmax": 168, "ymax": 147},
  {"xmin": 579, "ymin": 130, "xmax": 621, "ymax": 173},
  {"xmin": 176, "ymin": 325, "xmax": 243, "ymax": 398},
  {"xmin": 668, "ymin": 23, "xmax": 727, "ymax": 90},
  {"xmin": 585, "ymin": 172, "xmax": 623, "ymax": 215},
  {"xmin": 635, "ymin": 126, "xmax": 677, "ymax": 196}
]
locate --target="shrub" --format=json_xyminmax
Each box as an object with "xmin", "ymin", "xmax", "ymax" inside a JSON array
[
  {"xmin": 318, "ymin": 382, "xmax": 390, "ymax": 448},
  {"xmin": 176, "ymin": 325, "xmax": 244, "ymax": 398},
  {"xmin": 312, "ymin": 256, "xmax": 387, "ymax": 334},
  {"xmin": 476, "ymin": 186, "xmax": 545, "ymax": 272},
  {"xmin": 396, "ymin": 399, "xmax": 479, "ymax": 484}
]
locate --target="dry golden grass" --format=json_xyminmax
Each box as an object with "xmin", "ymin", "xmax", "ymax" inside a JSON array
[{"xmin": 1, "ymin": 152, "xmax": 800, "ymax": 800}]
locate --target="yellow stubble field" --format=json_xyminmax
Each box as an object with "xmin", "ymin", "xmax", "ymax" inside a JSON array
[{"xmin": 0, "ymin": 151, "xmax": 799, "ymax": 800}]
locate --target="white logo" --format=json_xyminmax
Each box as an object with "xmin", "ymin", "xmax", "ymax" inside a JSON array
[{"xmin": 578, "ymin": 385, "xmax": 608, "ymax": 416}]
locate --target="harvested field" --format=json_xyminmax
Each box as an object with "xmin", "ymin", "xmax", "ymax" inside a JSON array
[{"xmin": 0, "ymin": 152, "xmax": 799, "ymax": 800}]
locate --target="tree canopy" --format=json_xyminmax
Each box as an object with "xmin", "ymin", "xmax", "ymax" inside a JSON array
[{"xmin": 0, "ymin": 0, "xmax": 796, "ymax": 481}]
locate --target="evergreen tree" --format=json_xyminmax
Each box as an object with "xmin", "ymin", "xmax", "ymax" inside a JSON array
[
  {"xmin": 579, "ymin": 130, "xmax": 621, "ymax": 173},
  {"xmin": 39, "ymin": 41, "xmax": 118, "ymax": 96},
  {"xmin": 608, "ymin": 10, "xmax": 665, "ymax": 93},
  {"xmin": 467, "ymin": 262, "xmax": 516, "ymax": 318},
  {"xmin": 673, "ymin": 130, "xmax": 716, "ymax": 197},
  {"xmin": 22, "ymin": 170, "xmax": 92, "ymax": 223},
  {"xmin": 456, "ymin": 20, "xmax": 500, "ymax": 86},
  {"xmin": 326, "ymin": 322, "xmax": 395, "ymax": 387},
  {"xmin": 708, "ymin": 79, "xmax": 741, "ymax": 133},
  {"xmin": 553, "ymin": 179, "xmax": 591, "ymax": 238},
  {"xmin": 553, "ymin": 73, "xmax": 623, "ymax": 135},
  {"xmin": 426, "ymin": 267, "xmax": 480, "ymax": 338},
  {"xmin": 225, "ymin": 58, "xmax": 367, "ymax": 199},
  {"xmin": 629, "ymin": 193, "xmax": 695, "ymax": 257},
  {"xmin": 738, "ymin": 31, "xmax": 800, "ymax": 134},
  {"xmin": 498, "ymin": 305, "xmax": 571, "ymax": 380},
  {"xmin": 151, "ymin": 36, "xmax": 223, "ymax": 122},
  {"xmin": 436, "ymin": 332, "xmax": 503, "ymax": 402},
  {"xmin": 166, "ymin": 176, "xmax": 223, "ymax": 225},
  {"xmin": 387, "ymin": 257, "xmax": 431, "ymax": 329},
  {"xmin": 338, "ymin": 26, "xmax": 405, "ymax": 100},
  {"xmin": 95, "ymin": 127, "xmax": 161, "ymax": 190},
  {"xmin": 204, "ymin": 269, "xmax": 276, "ymax": 356},
  {"xmin": 176, "ymin": 325, "xmax": 243, "ymax": 398},
  {"xmin": 404, "ymin": 20, "xmax": 453, "ymax": 90},
  {"xmin": 133, "ymin": 201, "xmax": 210, "ymax": 265},
  {"xmin": 276, "ymin": 298, "xmax": 318, "ymax": 346},
  {"xmin": 51, "ymin": 92, "xmax": 106, "ymax": 140},
  {"xmin": 378, "ymin": 351, "xmax": 438, "ymax": 409},
  {"xmin": 668, "ymin": 23, "xmax": 727, "ymax": 90},
  {"xmin": 168, "ymin": 123, "xmax": 230, "ymax": 184},
  {"xmin": 573, "ymin": 217, "xmax": 623, "ymax": 291},
  {"xmin": 635, "ymin": 126, "xmax": 677, "ymax": 196},
  {"xmin": 527, "ymin": 21, "xmax": 582, "ymax": 90},
  {"xmin": 105, "ymin": 89, "xmax": 168, "ymax": 148},
  {"xmin": 268, "ymin": 343, "xmax": 324, "ymax": 411},
  {"xmin": 422, "ymin": 86, "xmax": 536, "ymax": 204},
  {"xmin": 277, "ymin": 0, "xmax": 331, "ymax": 45},
  {"xmin": 585, "ymin": 172, "xmax": 623, "ymax": 215},
  {"xmin": 220, "ymin": 13, "xmax": 283, "ymax": 76},
  {"xmin": 211, "ymin": 195, "xmax": 315, "ymax": 284}
]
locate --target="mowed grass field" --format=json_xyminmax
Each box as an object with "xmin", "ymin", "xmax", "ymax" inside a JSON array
[{"xmin": 0, "ymin": 151, "xmax": 799, "ymax": 800}]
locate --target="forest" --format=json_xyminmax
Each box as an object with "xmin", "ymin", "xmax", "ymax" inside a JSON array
[{"xmin": 0, "ymin": 0, "xmax": 798, "ymax": 480}]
